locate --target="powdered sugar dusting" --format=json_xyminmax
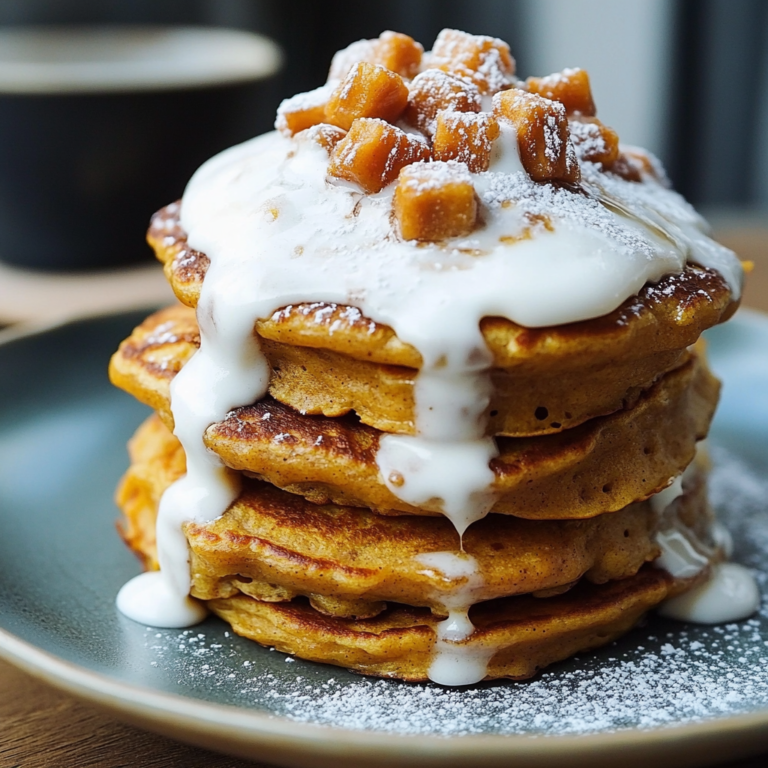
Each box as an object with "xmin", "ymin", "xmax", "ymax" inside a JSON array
[
  {"xmin": 575, "ymin": 156, "xmax": 742, "ymax": 295},
  {"xmin": 543, "ymin": 112, "xmax": 563, "ymax": 162},
  {"xmin": 400, "ymin": 160, "xmax": 473, "ymax": 192},
  {"xmin": 569, "ymin": 120, "xmax": 611, "ymax": 164},
  {"xmin": 137, "ymin": 444, "xmax": 768, "ymax": 737},
  {"xmin": 476, "ymin": 170, "xmax": 655, "ymax": 257},
  {"xmin": 143, "ymin": 321, "xmax": 180, "ymax": 347}
]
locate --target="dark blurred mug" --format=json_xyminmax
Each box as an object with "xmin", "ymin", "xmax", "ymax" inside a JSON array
[{"xmin": 0, "ymin": 26, "xmax": 282, "ymax": 271}]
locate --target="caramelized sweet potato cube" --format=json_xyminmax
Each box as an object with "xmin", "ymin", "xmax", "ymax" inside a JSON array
[
  {"xmin": 569, "ymin": 117, "xmax": 619, "ymax": 166},
  {"xmin": 328, "ymin": 39, "xmax": 378, "ymax": 81},
  {"xmin": 621, "ymin": 147, "xmax": 668, "ymax": 183},
  {"xmin": 526, "ymin": 68, "xmax": 596, "ymax": 116},
  {"xmin": 428, "ymin": 28, "xmax": 515, "ymax": 94},
  {"xmin": 610, "ymin": 148, "xmax": 669, "ymax": 184},
  {"xmin": 394, "ymin": 161, "xmax": 477, "ymax": 241},
  {"xmin": 275, "ymin": 83, "xmax": 334, "ymax": 136},
  {"xmin": 433, "ymin": 111, "xmax": 500, "ymax": 172},
  {"xmin": 375, "ymin": 31, "xmax": 423, "ymax": 78},
  {"xmin": 327, "ymin": 32, "xmax": 423, "ymax": 81},
  {"xmin": 295, "ymin": 124, "xmax": 347, "ymax": 154},
  {"xmin": 325, "ymin": 62, "xmax": 409, "ymax": 131},
  {"xmin": 403, "ymin": 69, "xmax": 481, "ymax": 134},
  {"xmin": 328, "ymin": 118, "xmax": 431, "ymax": 193},
  {"xmin": 494, "ymin": 89, "xmax": 580, "ymax": 182},
  {"xmin": 608, "ymin": 153, "xmax": 642, "ymax": 183}
]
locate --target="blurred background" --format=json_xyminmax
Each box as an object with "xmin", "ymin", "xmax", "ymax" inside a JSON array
[{"xmin": 0, "ymin": 0, "xmax": 766, "ymax": 318}]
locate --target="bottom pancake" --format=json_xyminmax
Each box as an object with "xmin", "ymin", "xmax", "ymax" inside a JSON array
[{"xmin": 208, "ymin": 567, "xmax": 695, "ymax": 682}]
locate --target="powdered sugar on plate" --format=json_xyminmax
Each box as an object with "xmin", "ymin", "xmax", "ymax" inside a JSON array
[{"xmin": 138, "ymin": 444, "xmax": 768, "ymax": 737}]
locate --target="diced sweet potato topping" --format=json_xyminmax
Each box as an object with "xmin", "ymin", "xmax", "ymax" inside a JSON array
[
  {"xmin": 395, "ymin": 161, "xmax": 478, "ymax": 241},
  {"xmin": 608, "ymin": 154, "xmax": 642, "ymax": 183},
  {"xmin": 328, "ymin": 118, "xmax": 431, "ymax": 193},
  {"xmin": 327, "ymin": 32, "xmax": 423, "ymax": 81},
  {"xmin": 619, "ymin": 147, "xmax": 668, "ymax": 184},
  {"xmin": 403, "ymin": 69, "xmax": 481, "ymax": 134},
  {"xmin": 493, "ymin": 89, "xmax": 580, "ymax": 183},
  {"xmin": 295, "ymin": 124, "xmax": 347, "ymax": 154},
  {"xmin": 375, "ymin": 31, "xmax": 423, "ymax": 78},
  {"xmin": 325, "ymin": 62, "xmax": 409, "ymax": 131},
  {"xmin": 609, "ymin": 148, "xmax": 669, "ymax": 184},
  {"xmin": 526, "ymin": 68, "xmax": 596, "ymax": 116},
  {"xmin": 432, "ymin": 111, "xmax": 500, "ymax": 172},
  {"xmin": 275, "ymin": 83, "xmax": 334, "ymax": 137},
  {"xmin": 569, "ymin": 117, "xmax": 619, "ymax": 166},
  {"xmin": 328, "ymin": 39, "xmax": 377, "ymax": 82},
  {"xmin": 427, "ymin": 28, "xmax": 515, "ymax": 94}
]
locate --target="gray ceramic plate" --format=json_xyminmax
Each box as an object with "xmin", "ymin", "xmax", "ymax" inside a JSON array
[{"xmin": 1, "ymin": 309, "xmax": 768, "ymax": 768}]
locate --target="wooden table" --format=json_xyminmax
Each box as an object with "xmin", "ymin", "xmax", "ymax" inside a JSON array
[
  {"xmin": 1, "ymin": 226, "xmax": 767, "ymax": 767},
  {"xmin": 714, "ymin": 223, "xmax": 768, "ymax": 315}
]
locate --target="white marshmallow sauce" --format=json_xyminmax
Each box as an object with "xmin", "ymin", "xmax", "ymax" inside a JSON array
[{"xmin": 117, "ymin": 116, "xmax": 758, "ymax": 686}]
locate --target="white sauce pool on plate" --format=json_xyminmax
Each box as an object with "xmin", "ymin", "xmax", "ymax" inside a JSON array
[
  {"xmin": 658, "ymin": 563, "xmax": 761, "ymax": 624},
  {"xmin": 117, "ymin": 571, "xmax": 207, "ymax": 627},
  {"xmin": 650, "ymin": 470, "xmax": 760, "ymax": 624}
]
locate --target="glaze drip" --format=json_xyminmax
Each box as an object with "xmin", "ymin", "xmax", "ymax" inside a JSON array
[{"xmin": 415, "ymin": 552, "xmax": 491, "ymax": 685}]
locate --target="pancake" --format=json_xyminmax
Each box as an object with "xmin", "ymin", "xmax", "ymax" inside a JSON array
[
  {"xmin": 110, "ymin": 303, "xmax": 696, "ymax": 439},
  {"xmin": 207, "ymin": 567, "xmax": 700, "ymax": 682},
  {"xmin": 110, "ymin": 312, "xmax": 719, "ymax": 519},
  {"xmin": 117, "ymin": 414, "xmax": 715, "ymax": 621},
  {"xmin": 110, "ymin": 301, "xmax": 720, "ymax": 443},
  {"xmin": 207, "ymin": 351, "xmax": 717, "ymax": 520},
  {"xmin": 145, "ymin": 205, "xmax": 735, "ymax": 437}
]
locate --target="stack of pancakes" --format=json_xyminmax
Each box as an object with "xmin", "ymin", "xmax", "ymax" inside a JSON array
[
  {"xmin": 110, "ymin": 209, "xmax": 734, "ymax": 681},
  {"xmin": 109, "ymin": 28, "xmax": 742, "ymax": 683}
]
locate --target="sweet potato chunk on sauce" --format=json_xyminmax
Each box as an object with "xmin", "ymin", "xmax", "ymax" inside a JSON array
[
  {"xmin": 328, "ymin": 118, "xmax": 431, "ymax": 193},
  {"xmin": 527, "ymin": 68, "xmax": 596, "ymax": 117},
  {"xmin": 494, "ymin": 89, "xmax": 580, "ymax": 182},
  {"xmin": 403, "ymin": 69, "xmax": 481, "ymax": 134},
  {"xmin": 325, "ymin": 62, "xmax": 408, "ymax": 131},
  {"xmin": 395, "ymin": 161, "xmax": 477, "ymax": 241},
  {"xmin": 428, "ymin": 28, "xmax": 515, "ymax": 94},
  {"xmin": 433, "ymin": 111, "xmax": 500, "ymax": 172}
]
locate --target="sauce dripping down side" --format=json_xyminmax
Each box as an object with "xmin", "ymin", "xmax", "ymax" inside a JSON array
[
  {"xmin": 414, "ymin": 552, "xmax": 492, "ymax": 686},
  {"xmin": 652, "ymin": 464, "xmax": 760, "ymax": 625}
]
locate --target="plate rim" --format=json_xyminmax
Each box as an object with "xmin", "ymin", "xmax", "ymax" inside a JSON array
[
  {"xmin": 2, "ymin": 306, "xmax": 768, "ymax": 767},
  {"xmin": 4, "ymin": 623, "xmax": 768, "ymax": 768}
]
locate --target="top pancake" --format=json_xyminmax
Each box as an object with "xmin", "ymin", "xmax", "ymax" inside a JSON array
[{"xmin": 145, "ymin": 203, "xmax": 736, "ymax": 436}]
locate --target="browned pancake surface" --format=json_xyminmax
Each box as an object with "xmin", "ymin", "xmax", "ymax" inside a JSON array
[{"xmin": 208, "ymin": 351, "xmax": 718, "ymax": 519}]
